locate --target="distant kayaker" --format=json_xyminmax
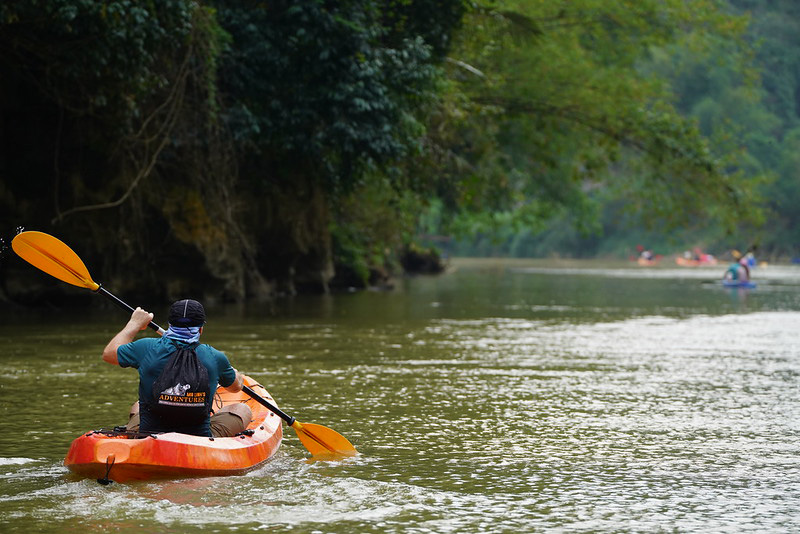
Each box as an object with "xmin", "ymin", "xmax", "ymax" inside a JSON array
[
  {"xmin": 102, "ymin": 299, "xmax": 253, "ymax": 437},
  {"xmin": 723, "ymin": 257, "xmax": 750, "ymax": 283}
]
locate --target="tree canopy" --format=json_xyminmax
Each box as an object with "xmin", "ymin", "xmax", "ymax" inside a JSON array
[
  {"xmin": 0, "ymin": 0, "xmax": 780, "ymax": 304},
  {"xmin": 443, "ymin": 1, "xmax": 798, "ymax": 259}
]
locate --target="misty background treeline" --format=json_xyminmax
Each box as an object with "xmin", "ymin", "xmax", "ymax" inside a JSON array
[{"xmin": 0, "ymin": 1, "xmax": 794, "ymax": 304}]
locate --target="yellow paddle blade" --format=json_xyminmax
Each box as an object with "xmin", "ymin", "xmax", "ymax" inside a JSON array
[
  {"xmin": 291, "ymin": 421, "xmax": 358, "ymax": 459},
  {"xmin": 11, "ymin": 231, "xmax": 100, "ymax": 291}
]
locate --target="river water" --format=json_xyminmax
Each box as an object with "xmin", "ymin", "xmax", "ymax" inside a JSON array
[{"xmin": 2, "ymin": 258, "xmax": 800, "ymax": 532}]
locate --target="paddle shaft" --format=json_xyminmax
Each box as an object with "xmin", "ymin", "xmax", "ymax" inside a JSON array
[
  {"xmin": 96, "ymin": 286, "xmax": 164, "ymax": 335},
  {"xmin": 242, "ymin": 385, "xmax": 296, "ymax": 426}
]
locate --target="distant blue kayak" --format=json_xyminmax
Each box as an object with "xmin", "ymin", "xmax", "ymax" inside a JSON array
[{"xmin": 722, "ymin": 280, "xmax": 756, "ymax": 289}]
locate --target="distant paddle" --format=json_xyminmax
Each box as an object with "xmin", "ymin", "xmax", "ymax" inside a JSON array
[{"xmin": 11, "ymin": 230, "xmax": 357, "ymax": 459}]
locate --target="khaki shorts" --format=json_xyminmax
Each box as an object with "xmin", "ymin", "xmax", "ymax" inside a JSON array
[{"xmin": 126, "ymin": 402, "xmax": 253, "ymax": 437}]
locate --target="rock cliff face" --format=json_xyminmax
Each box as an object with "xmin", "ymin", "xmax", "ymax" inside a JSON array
[{"xmin": 0, "ymin": 174, "xmax": 440, "ymax": 306}]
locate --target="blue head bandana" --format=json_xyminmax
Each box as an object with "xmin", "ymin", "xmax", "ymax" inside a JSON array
[{"xmin": 164, "ymin": 325, "xmax": 202, "ymax": 343}]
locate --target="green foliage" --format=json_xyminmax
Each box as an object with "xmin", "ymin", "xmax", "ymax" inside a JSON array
[
  {"xmin": 5, "ymin": 0, "xmax": 799, "ymax": 303},
  {"xmin": 330, "ymin": 179, "xmax": 419, "ymax": 287},
  {"xmin": 380, "ymin": 0, "xmax": 468, "ymax": 58},
  {"xmin": 428, "ymin": 0, "xmax": 762, "ymax": 237},
  {"xmin": 0, "ymin": 1, "xmax": 240, "ymax": 298},
  {"xmin": 642, "ymin": 0, "xmax": 800, "ymax": 257},
  {"xmin": 0, "ymin": 0, "xmax": 195, "ymax": 121},
  {"xmin": 729, "ymin": 1, "xmax": 800, "ymax": 256},
  {"xmin": 425, "ymin": 0, "xmax": 782, "ymax": 259},
  {"xmin": 1, "ymin": 0, "xmax": 464, "ymax": 300},
  {"xmin": 212, "ymin": 0, "xmax": 444, "ymax": 191},
  {"xmin": 769, "ymin": 127, "xmax": 800, "ymax": 250}
]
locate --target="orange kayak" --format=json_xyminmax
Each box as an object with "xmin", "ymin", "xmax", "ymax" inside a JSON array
[
  {"xmin": 676, "ymin": 256, "xmax": 718, "ymax": 267},
  {"xmin": 64, "ymin": 376, "xmax": 282, "ymax": 483}
]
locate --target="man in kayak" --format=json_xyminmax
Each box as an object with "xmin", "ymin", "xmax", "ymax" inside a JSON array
[
  {"xmin": 723, "ymin": 256, "xmax": 751, "ymax": 283},
  {"xmin": 102, "ymin": 299, "xmax": 252, "ymax": 437}
]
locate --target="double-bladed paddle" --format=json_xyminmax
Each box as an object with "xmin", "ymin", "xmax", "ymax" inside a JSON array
[{"xmin": 11, "ymin": 230, "xmax": 357, "ymax": 459}]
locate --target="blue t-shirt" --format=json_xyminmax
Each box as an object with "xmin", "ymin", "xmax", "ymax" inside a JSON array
[
  {"xmin": 726, "ymin": 262, "xmax": 743, "ymax": 280},
  {"xmin": 117, "ymin": 336, "xmax": 237, "ymax": 436}
]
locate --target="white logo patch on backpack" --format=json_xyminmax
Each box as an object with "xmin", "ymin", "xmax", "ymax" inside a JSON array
[{"xmin": 161, "ymin": 383, "xmax": 191, "ymax": 396}]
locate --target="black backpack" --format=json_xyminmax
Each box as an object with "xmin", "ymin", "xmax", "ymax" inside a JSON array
[{"xmin": 150, "ymin": 341, "xmax": 211, "ymax": 424}]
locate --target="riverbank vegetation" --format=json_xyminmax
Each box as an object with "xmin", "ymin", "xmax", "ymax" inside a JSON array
[
  {"xmin": 0, "ymin": 1, "xmax": 788, "ymax": 304},
  {"xmin": 438, "ymin": 1, "xmax": 800, "ymax": 262}
]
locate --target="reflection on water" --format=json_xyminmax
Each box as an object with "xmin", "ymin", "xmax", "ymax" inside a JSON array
[{"xmin": 2, "ymin": 258, "xmax": 800, "ymax": 532}]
